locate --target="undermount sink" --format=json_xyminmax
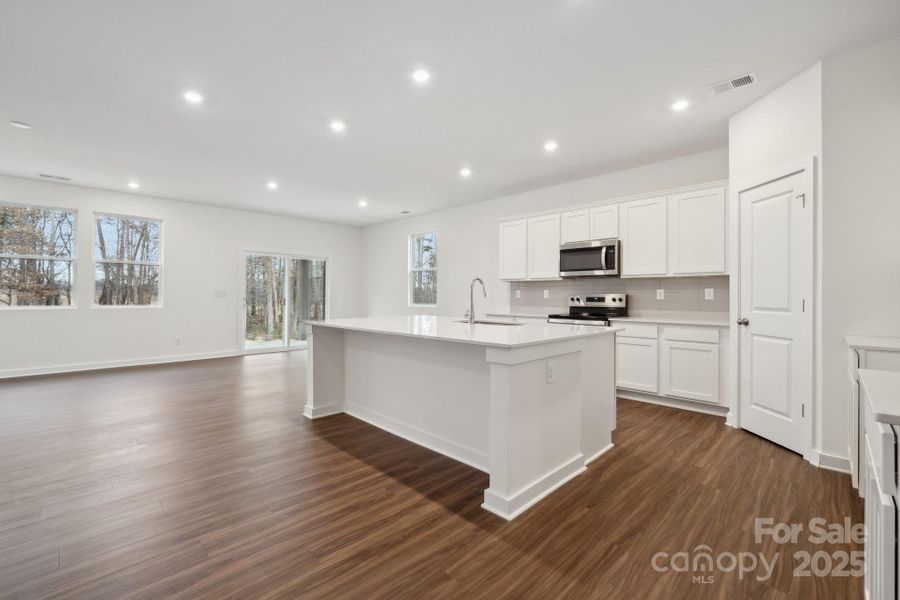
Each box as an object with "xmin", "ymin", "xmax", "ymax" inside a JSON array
[{"xmin": 455, "ymin": 319, "xmax": 524, "ymax": 326}]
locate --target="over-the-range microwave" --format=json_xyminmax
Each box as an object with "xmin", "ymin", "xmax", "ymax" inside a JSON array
[{"xmin": 558, "ymin": 239, "xmax": 620, "ymax": 277}]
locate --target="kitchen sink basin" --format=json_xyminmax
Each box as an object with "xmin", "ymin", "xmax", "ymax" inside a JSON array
[{"xmin": 455, "ymin": 319, "xmax": 524, "ymax": 326}]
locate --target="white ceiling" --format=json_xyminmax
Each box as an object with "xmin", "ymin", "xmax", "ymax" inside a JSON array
[{"xmin": 1, "ymin": 1, "xmax": 898, "ymax": 226}]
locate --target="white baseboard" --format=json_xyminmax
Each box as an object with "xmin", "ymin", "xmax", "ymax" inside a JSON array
[
  {"xmin": 303, "ymin": 403, "xmax": 344, "ymax": 419},
  {"xmin": 618, "ymin": 389, "xmax": 730, "ymax": 418},
  {"xmin": 482, "ymin": 454, "xmax": 586, "ymax": 521},
  {"xmin": 585, "ymin": 442, "xmax": 614, "ymax": 466},
  {"xmin": 813, "ymin": 451, "xmax": 852, "ymax": 474},
  {"xmin": 344, "ymin": 402, "xmax": 489, "ymax": 472},
  {"xmin": 0, "ymin": 350, "xmax": 241, "ymax": 379}
]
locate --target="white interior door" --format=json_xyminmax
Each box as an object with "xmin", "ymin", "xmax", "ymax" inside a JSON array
[{"xmin": 738, "ymin": 167, "xmax": 813, "ymax": 456}]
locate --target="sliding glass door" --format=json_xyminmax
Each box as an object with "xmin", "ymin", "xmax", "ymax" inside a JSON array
[{"xmin": 244, "ymin": 253, "xmax": 326, "ymax": 353}]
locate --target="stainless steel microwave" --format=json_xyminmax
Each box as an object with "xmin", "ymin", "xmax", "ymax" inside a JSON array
[{"xmin": 559, "ymin": 239, "xmax": 620, "ymax": 277}]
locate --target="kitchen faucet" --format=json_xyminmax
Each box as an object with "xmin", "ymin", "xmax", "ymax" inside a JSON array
[{"xmin": 466, "ymin": 277, "xmax": 486, "ymax": 325}]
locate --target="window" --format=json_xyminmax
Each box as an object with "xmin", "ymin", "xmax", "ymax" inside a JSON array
[
  {"xmin": 0, "ymin": 203, "xmax": 77, "ymax": 307},
  {"xmin": 94, "ymin": 213, "xmax": 161, "ymax": 306},
  {"xmin": 409, "ymin": 231, "xmax": 437, "ymax": 306}
]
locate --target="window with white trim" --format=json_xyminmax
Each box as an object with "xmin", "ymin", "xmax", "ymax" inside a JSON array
[
  {"xmin": 94, "ymin": 213, "xmax": 161, "ymax": 306},
  {"xmin": 0, "ymin": 202, "xmax": 77, "ymax": 307},
  {"xmin": 409, "ymin": 231, "xmax": 437, "ymax": 306}
]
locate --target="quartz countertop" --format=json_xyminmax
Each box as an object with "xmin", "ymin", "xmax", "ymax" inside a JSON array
[
  {"xmin": 846, "ymin": 336, "xmax": 900, "ymax": 352},
  {"xmin": 859, "ymin": 369, "xmax": 900, "ymax": 425},
  {"xmin": 305, "ymin": 315, "xmax": 619, "ymax": 349},
  {"xmin": 609, "ymin": 314, "xmax": 730, "ymax": 327}
]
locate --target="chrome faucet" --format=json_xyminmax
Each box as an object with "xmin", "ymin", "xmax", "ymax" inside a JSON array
[{"xmin": 466, "ymin": 277, "xmax": 486, "ymax": 325}]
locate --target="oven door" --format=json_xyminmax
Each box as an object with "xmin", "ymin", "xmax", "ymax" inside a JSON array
[{"xmin": 559, "ymin": 240, "xmax": 619, "ymax": 277}]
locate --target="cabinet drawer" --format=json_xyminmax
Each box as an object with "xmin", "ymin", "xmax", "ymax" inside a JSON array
[
  {"xmin": 615, "ymin": 323, "xmax": 658, "ymax": 339},
  {"xmin": 661, "ymin": 326, "xmax": 719, "ymax": 344},
  {"xmin": 865, "ymin": 391, "xmax": 897, "ymax": 496}
]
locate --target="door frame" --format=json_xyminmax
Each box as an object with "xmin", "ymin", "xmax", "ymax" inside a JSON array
[
  {"xmin": 727, "ymin": 156, "xmax": 817, "ymax": 463},
  {"xmin": 238, "ymin": 249, "xmax": 331, "ymax": 355}
]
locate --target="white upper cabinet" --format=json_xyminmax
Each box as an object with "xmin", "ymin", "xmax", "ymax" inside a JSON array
[
  {"xmin": 619, "ymin": 196, "xmax": 667, "ymax": 277},
  {"xmin": 589, "ymin": 205, "xmax": 618, "ymax": 240},
  {"xmin": 527, "ymin": 214, "xmax": 561, "ymax": 279},
  {"xmin": 668, "ymin": 188, "xmax": 726, "ymax": 275},
  {"xmin": 560, "ymin": 209, "xmax": 590, "ymax": 244},
  {"xmin": 498, "ymin": 219, "xmax": 527, "ymax": 280}
]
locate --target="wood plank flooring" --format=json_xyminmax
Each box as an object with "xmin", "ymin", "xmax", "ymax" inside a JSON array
[{"xmin": 0, "ymin": 352, "xmax": 862, "ymax": 599}]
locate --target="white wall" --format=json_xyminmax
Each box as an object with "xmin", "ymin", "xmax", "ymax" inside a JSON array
[
  {"xmin": 360, "ymin": 147, "xmax": 728, "ymax": 319},
  {"xmin": 821, "ymin": 36, "xmax": 900, "ymax": 456},
  {"xmin": 0, "ymin": 174, "xmax": 362, "ymax": 376}
]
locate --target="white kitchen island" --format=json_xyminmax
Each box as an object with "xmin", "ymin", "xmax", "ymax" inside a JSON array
[{"xmin": 303, "ymin": 315, "xmax": 619, "ymax": 520}]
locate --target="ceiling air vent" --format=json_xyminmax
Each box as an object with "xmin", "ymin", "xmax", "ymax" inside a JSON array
[
  {"xmin": 709, "ymin": 72, "xmax": 756, "ymax": 94},
  {"xmin": 38, "ymin": 173, "xmax": 71, "ymax": 182}
]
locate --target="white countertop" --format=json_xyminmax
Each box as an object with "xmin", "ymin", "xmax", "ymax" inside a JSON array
[
  {"xmin": 859, "ymin": 369, "xmax": 900, "ymax": 425},
  {"xmin": 485, "ymin": 310, "xmax": 729, "ymax": 328},
  {"xmin": 306, "ymin": 315, "xmax": 619, "ymax": 349},
  {"xmin": 846, "ymin": 335, "xmax": 900, "ymax": 352},
  {"xmin": 610, "ymin": 315, "xmax": 730, "ymax": 327}
]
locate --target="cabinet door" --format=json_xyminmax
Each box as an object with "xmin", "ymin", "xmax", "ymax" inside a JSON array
[
  {"xmin": 589, "ymin": 205, "xmax": 618, "ymax": 240},
  {"xmin": 527, "ymin": 214, "xmax": 561, "ymax": 279},
  {"xmin": 660, "ymin": 340, "xmax": 720, "ymax": 404},
  {"xmin": 616, "ymin": 337, "xmax": 658, "ymax": 393},
  {"xmin": 499, "ymin": 219, "xmax": 527, "ymax": 280},
  {"xmin": 668, "ymin": 188, "xmax": 726, "ymax": 275},
  {"xmin": 560, "ymin": 209, "xmax": 590, "ymax": 243},
  {"xmin": 864, "ymin": 439, "xmax": 897, "ymax": 600},
  {"xmin": 620, "ymin": 197, "xmax": 667, "ymax": 276}
]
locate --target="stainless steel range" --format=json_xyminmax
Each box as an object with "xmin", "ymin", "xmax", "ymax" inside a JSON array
[{"xmin": 547, "ymin": 293, "xmax": 627, "ymax": 326}]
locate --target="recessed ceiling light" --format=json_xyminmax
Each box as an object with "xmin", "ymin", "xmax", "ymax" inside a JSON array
[
  {"xmin": 411, "ymin": 68, "xmax": 432, "ymax": 85},
  {"xmin": 358, "ymin": 198, "xmax": 368, "ymax": 208},
  {"xmin": 9, "ymin": 120, "xmax": 32, "ymax": 129},
  {"xmin": 543, "ymin": 140, "xmax": 559, "ymax": 153},
  {"xmin": 459, "ymin": 167, "xmax": 472, "ymax": 178},
  {"xmin": 266, "ymin": 181, "xmax": 279, "ymax": 190},
  {"xmin": 183, "ymin": 90, "xmax": 204, "ymax": 105},
  {"xmin": 127, "ymin": 181, "xmax": 140, "ymax": 189},
  {"xmin": 671, "ymin": 99, "xmax": 690, "ymax": 112},
  {"xmin": 329, "ymin": 120, "xmax": 347, "ymax": 133}
]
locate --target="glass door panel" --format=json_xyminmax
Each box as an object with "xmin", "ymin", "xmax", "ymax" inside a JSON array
[
  {"xmin": 289, "ymin": 258, "xmax": 327, "ymax": 347},
  {"xmin": 244, "ymin": 254, "xmax": 286, "ymax": 351}
]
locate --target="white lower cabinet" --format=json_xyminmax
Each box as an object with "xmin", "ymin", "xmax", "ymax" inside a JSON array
[
  {"xmin": 613, "ymin": 321, "xmax": 726, "ymax": 406},
  {"xmin": 660, "ymin": 340, "xmax": 720, "ymax": 404},
  {"xmin": 616, "ymin": 337, "xmax": 658, "ymax": 393},
  {"xmin": 860, "ymin": 373, "xmax": 898, "ymax": 600}
]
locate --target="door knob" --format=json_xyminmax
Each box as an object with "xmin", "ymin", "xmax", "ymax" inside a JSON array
[{"xmin": 736, "ymin": 317, "xmax": 749, "ymax": 326}]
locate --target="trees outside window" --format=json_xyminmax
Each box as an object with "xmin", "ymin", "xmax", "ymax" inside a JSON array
[
  {"xmin": 0, "ymin": 203, "xmax": 76, "ymax": 307},
  {"xmin": 94, "ymin": 214, "xmax": 161, "ymax": 306},
  {"xmin": 409, "ymin": 231, "xmax": 437, "ymax": 306}
]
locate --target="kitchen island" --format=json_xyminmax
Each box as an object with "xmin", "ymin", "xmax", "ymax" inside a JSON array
[{"xmin": 303, "ymin": 315, "xmax": 619, "ymax": 520}]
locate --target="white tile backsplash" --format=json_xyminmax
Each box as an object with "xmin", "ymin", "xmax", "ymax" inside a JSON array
[{"xmin": 509, "ymin": 276, "xmax": 729, "ymax": 317}]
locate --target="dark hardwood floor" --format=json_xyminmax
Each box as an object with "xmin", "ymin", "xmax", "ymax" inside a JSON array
[{"xmin": 0, "ymin": 352, "xmax": 862, "ymax": 599}]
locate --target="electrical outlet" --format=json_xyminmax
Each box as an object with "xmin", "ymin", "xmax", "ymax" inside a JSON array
[
  {"xmin": 543, "ymin": 289, "xmax": 550, "ymax": 299},
  {"xmin": 515, "ymin": 289, "xmax": 521, "ymax": 299},
  {"xmin": 174, "ymin": 337, "xmax": 182, "ymax": 346},
  {"xmin": 705, "ymin": 288, "xmax": 715, "ymax": 300},
  {"xmin": 546, "ymin": 360, "xmax": 556, "ymax": 383},
  {"xmin": 213, "ymin": 289, "xmax": 228, "ymax": 298},
  {"xmin": 656, "ymin": 289, "xmax": 665, "ymax": 300}
]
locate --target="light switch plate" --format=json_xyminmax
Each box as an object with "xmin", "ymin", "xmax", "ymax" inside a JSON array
[
  {"xmin": 656, "ymin": 289, "xmax": 665, "ymax": 300},
  {"xmin": 705, "ymin": 288, "xmax": 715, "ymax": 300},
  {"xmin": 543, "ymin": 289, "xmax": 550, "ymax": 299},
  {"xmin": 515, "ymin": 289, "xmax": 521, "ymax": 299},
  {"xmin": 546, "ymin": 360, "xmax": 556, "ymax": 383}
]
